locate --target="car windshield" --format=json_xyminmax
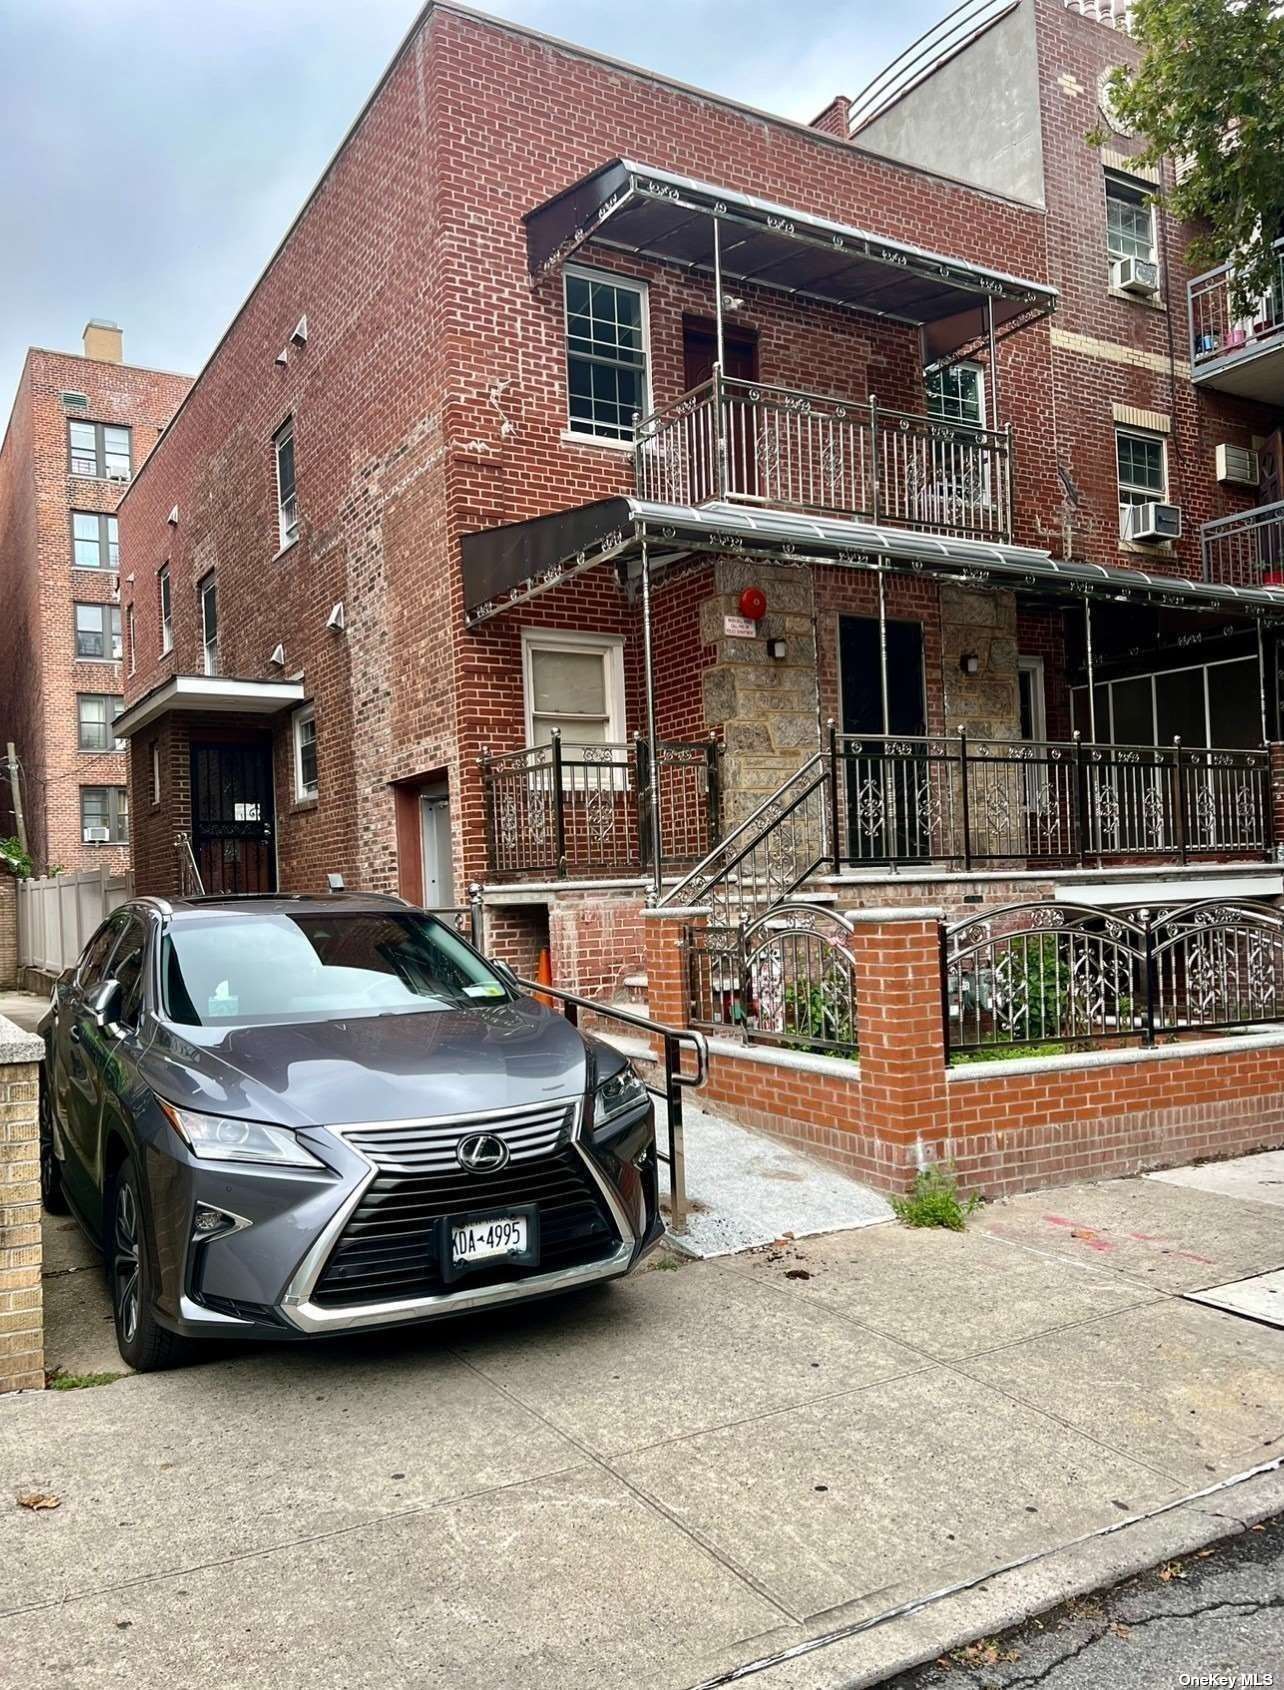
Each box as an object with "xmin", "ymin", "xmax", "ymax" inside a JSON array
[{"xmin": 161, "ymin": 910, "xmax": 512, "ymax": 1026}]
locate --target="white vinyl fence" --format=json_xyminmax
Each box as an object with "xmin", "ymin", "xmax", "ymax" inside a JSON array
[{"xmin": 17, "ymin": 869, "xmax": 133, "ymax": 976}]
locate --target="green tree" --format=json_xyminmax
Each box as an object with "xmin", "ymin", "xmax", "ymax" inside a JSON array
[{"xmin": 1099, "ymin": 0, "xmax": 1284, "ymax": 314}]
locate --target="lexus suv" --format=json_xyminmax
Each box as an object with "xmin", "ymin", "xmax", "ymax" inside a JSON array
[{"xmin": 38, "ymin": 893, "xmax": 661, "ymax": 1370}]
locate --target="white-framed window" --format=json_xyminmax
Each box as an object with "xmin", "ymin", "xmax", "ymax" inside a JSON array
[
  {"xmin": 275, "ymin": 420, "xmax": 298, "ymax": 549},
  {"xmin": 199, "ymin": 574, "xmax": 219, "ymax": 676},
  {"xmin": 1116, "ymin": 426, "xmax": 1167, "ymax": 534},
  {"xmin": 77, "ymin": 693, "xmax": 124, "ymax": 752},
  {"xmin": 158, "ymin": 564, "xmax": 173, "ymax": 654},
  {"xmin": 74, "ymin": 602, "xmax": 122, "ymax": 661},
  {"xmin": 563, "ymin": 267, "xmax": 650, "ymax": 443},
  {"xmin": 71, "ymin": 511, "xmax": 119, "ymax": 569},
  {"xmin": 292, "ymin": 704, "xmax": 318, "ymax": 800},
  {"xmin": 521, "ymin": 629, "xmax": 626, "ymax": 754},
  {"xmin": 151, "ymin": 740, "xmax": 161, "ymax": 805},
  {"xmin": 126, "ymin": 603, "xmax": 136, "ymax": 675},
  {"xmin": 925, "ymin": 362, "xmax": 986, "ymax": 428},
  {"xmin": 1105, "ymin": 172, "xmax": 1156, "ymax": 266}
]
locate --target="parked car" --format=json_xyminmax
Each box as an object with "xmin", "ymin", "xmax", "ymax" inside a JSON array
[{"xmin": 38, "ymin": 892, "xmax": 661, "ymax": 1369}]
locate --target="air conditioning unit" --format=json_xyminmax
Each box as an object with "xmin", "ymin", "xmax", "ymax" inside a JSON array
[
  {"xmin": 106, "ymin": 468, "xmax": 130, "ymax": 483},
  {"xmin": 1123, "ymin": 501, "xmax": 1182, "ymax": 543},
  {"xmin": 1215, "ymin": 443, "xmax": 1261, "ymax": 488},
  {"xmin": 82, "ymin": 826, "xmax": 111, "ymax": 844},
  {"xmin": 1112, "ymin": 256, "xmax": 1160, "ymax": 297}
]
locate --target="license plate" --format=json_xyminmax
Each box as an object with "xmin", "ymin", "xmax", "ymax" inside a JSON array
[{"xmin": 451, "ymin": 1214, "xmax": 528, "ymax": 1265}]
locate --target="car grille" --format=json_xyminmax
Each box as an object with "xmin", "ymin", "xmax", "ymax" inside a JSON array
[
  {"xmin": 312, "ymin": 1103, "xmax": 620, "ymax": 1309},
  {"xmin": 343, "ymin": 1100, "xmax": 575, "ymax": 1173}
]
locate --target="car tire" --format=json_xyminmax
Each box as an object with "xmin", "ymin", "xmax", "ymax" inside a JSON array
[
  {"xmin": 39, "ymin": 1068, "xmax": 69, "ymax": 1215},
  {"xmin": 108, "ymin": 1159, "xmax": 198, "ymax": 1372}
]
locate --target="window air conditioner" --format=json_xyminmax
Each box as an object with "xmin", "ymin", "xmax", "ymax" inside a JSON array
[
  {"xmin": 107, "ymin": 468, "xmax": 131, "ymax": 483},
  {"xmin": 1112, "ymin": 257, "xmax": 1160, "ymax": 297},
  {"xmin": 83, "ymin": 826, "xmax": 111, "ymax": 843},
  {"xmin": 1215, "ymin": 443, "xmax": 1261, "ymax": 488},
  {"xmin": 1123, "ymin": 501, "xmax": 1182, "ymax": 543}
]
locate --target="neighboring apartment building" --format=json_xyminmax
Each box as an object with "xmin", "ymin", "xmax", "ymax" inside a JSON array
[
  {"xmin": 0, "ymin": 324, "xmax": 190, "ymax": 872},
  {"xmin": 114, "ymin": 0, "xmax": 1281, "ymax": 975}
]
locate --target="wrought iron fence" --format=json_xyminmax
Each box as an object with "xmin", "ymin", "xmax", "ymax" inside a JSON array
[
  {"xmin": 1189, "ymin": 242, "xmax": 1284, "ymax": 374},
  {"xmin": 832, "ymin": 729, "xmax": 1271, "ymax": 869},
  {"xmin": 479, "ymin": 733, "xmax": 720, "ymax": 880},
  {"xmin": 944, "ymin": 899, "xmax": 1284, "ymax": 1058},
  {"xmin": 634, "ymin": 374, "xmax": 1013, "ymax": 543},
  {"xmin": 684, "ymin": 903, "xmax": 858, "ymax": 1056},
  {"xmin": 1201, "ymin": 501, "xmax": 1284, "ymax": 589}
]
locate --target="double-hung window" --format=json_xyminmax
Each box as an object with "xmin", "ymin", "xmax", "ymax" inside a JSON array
[
  {"xmin": 564, "ymin": 269, "xmax": 649, "ymax": 443},
  {"xmin": 1105, "ymin": 173, "xmax": 1156, "ymax": 267},
  {"xmin": 126, "ymin": 603, "xmax": 136, "ymax": 674},
  {"xmin": 74, "ymin": 602, "xmax": 122, "ymax": 661},
  {"xmin": 522, "ymin": 630, "xmax": 625, "ymax": 754},
  {"xmin": 68, "ymin": 420, "xmax": 131, "ymax": 480},
  {"xmin": 159, "ymin": 565, "xmax": 173, "ymax": 654},
  {"xmin": 275, "ymin": 421, "xmax": 298, "ymax": 548},
  {"xmin": 81, "ymin": 785, "xmax": 129, "ymax": 844},
  {"xmin": 200, "ymin": 575, "xmax": 219, "ymax": 676},
  {"xmin": 77, "ymin": 693, "xmax": 124, "ymax": 752},
  {"xmin": 925, "ymin": 362, "xmax": 986, "ymax": 428},
  {"xmin": 293, "ymin": 706, "xmax": 318, "ymax": 800},
  {"xmin": 71, "ymin": 512, "xmax": 119, "ymax": 569},
  {"xmin": 1116, "ymin": 427, "xmax": 1167, "ymax": 536}
]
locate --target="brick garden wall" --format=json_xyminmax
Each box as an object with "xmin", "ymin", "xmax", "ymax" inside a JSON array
[
  {"xmin": 0, "ymin": 875, "xmax": 17, "ymax": 990},
  {"xmin": 0, "ymin": 1021, "xmax": 43, "ymax": 1394}
]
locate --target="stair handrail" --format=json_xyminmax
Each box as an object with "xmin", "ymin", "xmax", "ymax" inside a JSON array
[{"xmin": 657, "ymin": 752, "xmax": 828, "ymax": 910}]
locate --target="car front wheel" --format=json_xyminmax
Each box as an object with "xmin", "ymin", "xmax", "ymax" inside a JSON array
[
  {"xmin": 39, "ymin": 1069, "xmax": 69, "ymax": 1215},
  {"xmin": 109, "ymin": 1160, "xmax": 197, "ymax": 1372}
]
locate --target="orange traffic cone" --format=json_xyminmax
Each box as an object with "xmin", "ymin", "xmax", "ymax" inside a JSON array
[{"xmin": 535, "ymin": 945, "xmax": 555, "ymax": 1010}]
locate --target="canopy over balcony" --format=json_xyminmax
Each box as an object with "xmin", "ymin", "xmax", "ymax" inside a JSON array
[
  {"xmin": 461, "ymin": 493, "xmax": 1284, "ymax": 628},
  {"xmin": 524, "ymin": 158, "xmax": 1058, "ymax": 362}
]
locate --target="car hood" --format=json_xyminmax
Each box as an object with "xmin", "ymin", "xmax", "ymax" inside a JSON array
[{"xmin": 141, "ymin": 998, "xmax": 596, "ymax": 1129}]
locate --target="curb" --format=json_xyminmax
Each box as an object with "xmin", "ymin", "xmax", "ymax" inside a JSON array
[{"xmin": 690, "ymin": 1463, "xmax": 1284, "ymax": 1690}]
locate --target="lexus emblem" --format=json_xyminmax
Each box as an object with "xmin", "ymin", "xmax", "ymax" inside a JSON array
[{"xmin": 456, "ymin": 1132, "xmax": 510, "ymax": 1173}]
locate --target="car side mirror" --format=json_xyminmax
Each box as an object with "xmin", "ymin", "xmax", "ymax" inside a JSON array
[{"xmin": 86, "ymin": 978, "xmax": 124, "ymax": 1030}]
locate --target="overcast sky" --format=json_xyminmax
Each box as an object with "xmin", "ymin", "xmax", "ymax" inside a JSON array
[{"xmin": 0, "ymin": 0, "xmax": 948, "ymax": 411}]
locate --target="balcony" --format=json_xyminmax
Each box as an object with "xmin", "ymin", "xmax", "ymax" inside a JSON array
[
  {"xmin": 633, "ymin": 376, "xmax": 1014, "ymax": 544},
  {"xmin": 1189, "ymin": 241, "xmax": 1284, "ymax": 401},
  {"xmin": 1202, "ymin": 501, "xmax": 1284, "ymax": 589}
]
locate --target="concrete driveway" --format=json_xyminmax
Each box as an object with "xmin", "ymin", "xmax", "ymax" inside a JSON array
[{"xmin": 5, "ymin": 1165, "xmax": 1284, "ymax": 1690}]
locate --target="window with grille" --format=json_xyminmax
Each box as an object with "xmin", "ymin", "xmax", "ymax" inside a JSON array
[{"xmin": 564, "ymin": 269, "xmax": 649, "ymax": 442}]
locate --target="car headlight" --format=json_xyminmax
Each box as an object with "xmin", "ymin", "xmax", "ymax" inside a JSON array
[
  {"xmin": 593, "ymin": 1064, "xmax": 649, "ymax": 1127},
  {"xmin": 158, "ymin": 1100, "xmax": 324, "ymax": 1169}
]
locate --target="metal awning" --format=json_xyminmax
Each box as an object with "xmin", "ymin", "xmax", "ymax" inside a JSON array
[
  {"xmin": 114, "ymin": 675, "xmax": 306, "ymax": 740},
  {"xmin": 524, "ymin": 159, "xmax": 1058, "ymax": 360},
  {"xmin": 462, "ymin": 497, "xmax": 1284, "ymax": 627}
]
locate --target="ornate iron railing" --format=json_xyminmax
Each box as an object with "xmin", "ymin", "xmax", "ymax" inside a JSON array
[
  {"xmin": 945, "ymin": 899, "xmax": 1284, "ymax": 1058},
  {"xmin": 833, "ymin": 729, "xmax": 1271, "ymax": 869},
  {"xmin": 684, "ymin": 903, "xmax": 858, "ymax": 1056},
  {"xmin": 1189, "ymin": 241, "xmax": 1284, "ymax": 375},
  {"xmin": 634, "ymin": 374, "xmax": 1013, "ymax": 543},
  {"xmin": 479, "ymin": 733, "xmax": 720, "ymax": 880},
  {"xmin": 1201, "ymin": 501, "xmax": 1284, "ymax": 589}
]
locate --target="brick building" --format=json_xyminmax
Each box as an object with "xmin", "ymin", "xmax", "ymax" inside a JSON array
[
  {"xmin": 113, "ymin": 0, "xmax": 1284, "ymax": 1191},
  {"xmin": 0, "ymin": 325, "xmax": 190, "ymax": 873}
]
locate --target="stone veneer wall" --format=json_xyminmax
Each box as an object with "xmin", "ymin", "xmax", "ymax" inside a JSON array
[{"xmin": 938, "ymin": 585, "xmax": 1021, "ymax": 741}]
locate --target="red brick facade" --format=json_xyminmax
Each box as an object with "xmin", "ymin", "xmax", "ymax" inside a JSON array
[{"xmin": 0, "ymin": 337, "xmax": 189, "ymax": 874}]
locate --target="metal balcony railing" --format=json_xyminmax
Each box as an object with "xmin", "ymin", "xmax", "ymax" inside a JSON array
[
  {"xmin": 1062, "ymin": 0, "xmax": 1132, "ymax": 30},
  {"xmin": 479, "ymin": 733, "xmax": 721, "ymax": 880},
  {"xmin": 633, "ymin": 374, "xmax": 1014, "ymax": 544},
  {"xmin": 1189, "ymin": 241, "xmax": 1284, "ymax": 374},
  {"xmin": 1202, "ymin": 501, "xmax": 1284, "ymax": 588}
]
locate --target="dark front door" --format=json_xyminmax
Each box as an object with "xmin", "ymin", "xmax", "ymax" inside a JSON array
[
  {"xmin": 682, "ymin": 317, "xmax": 758, "ymax": 389},
  {"xmin": 838, "ymin": 615, "xmax": 928, "ymax": 863},
  {"xmin": 190, "ymin": 740, "xmax": 276, "ymax": 894}
]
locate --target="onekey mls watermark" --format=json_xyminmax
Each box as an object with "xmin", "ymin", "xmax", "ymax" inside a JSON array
[{"xmin": 1179, "ymin": 1675, "xmax": 1274, "ymax": 1688}]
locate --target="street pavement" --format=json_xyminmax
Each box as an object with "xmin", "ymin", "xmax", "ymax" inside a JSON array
[{"xmin": 882, "ymin": 1511, "xmax": 1284, "ymax": 1690}]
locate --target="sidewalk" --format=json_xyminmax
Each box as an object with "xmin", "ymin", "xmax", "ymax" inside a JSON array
[{"xmin": 4, "ymin": 1155, "xmax": 1283, "ymax": 1690}]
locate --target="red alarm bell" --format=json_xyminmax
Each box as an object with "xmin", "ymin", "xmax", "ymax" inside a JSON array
[{"xmin": 738, "ymin": 586, "xmax": 767, "ymax": 622}]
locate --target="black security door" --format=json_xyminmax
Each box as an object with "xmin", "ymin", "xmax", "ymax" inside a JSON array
[
  {"xmin": 838, "ymin": 615, "xmax": 927, "ymax": 862},
  {"xmin": 190, "ymin": 741, "xmax": 276, "ymax": 894}
]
